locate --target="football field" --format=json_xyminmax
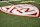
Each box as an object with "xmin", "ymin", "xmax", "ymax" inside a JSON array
[{"xmin": 0, "ymin": 0, "xmax": 40, "ymax": 27}]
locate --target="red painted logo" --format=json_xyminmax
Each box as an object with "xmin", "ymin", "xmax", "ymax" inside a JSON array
[{"xmin": 0, "ymin": 4, "xmax": 40, "ymax": 18}]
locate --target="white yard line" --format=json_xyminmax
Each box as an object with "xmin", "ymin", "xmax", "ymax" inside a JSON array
[
  {"xmin": 0, "ymin": 1, "xmax": 9, "ymax": 2},
  {"xmin": 21, "ymin": 1, "xmax": 35, "ymax": 3},
  {"xmin": 9, "ymin": 0, "xmax": 21, "ymax": 1},
  {"xmin": 0, "ymin": 1, "xmax": 12, "ymax": 5}
]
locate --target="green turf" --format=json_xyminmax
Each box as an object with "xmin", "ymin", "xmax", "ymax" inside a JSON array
[
  {"xmin": 0, "ymin": 1, "xmax": 40, "ymax": 27},
  {"xmin": 0, "ymin": 2, "xmax": 12, "ymax": 7},
  {"xmin": 0, "ymin": 11, "xmax": 40, "ymax": 27}
]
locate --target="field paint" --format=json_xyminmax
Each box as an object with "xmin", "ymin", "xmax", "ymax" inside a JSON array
[
  {"xmin": 0, "ymin": 4, "xmax": 40, "ymax": 18},
  {"xmin": 0, "ymin": 7, "xmax": 1, "ymax": 11}
]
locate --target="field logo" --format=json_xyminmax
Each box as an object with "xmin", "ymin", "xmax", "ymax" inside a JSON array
[{"xmin": 0, "ymin": 4, "xmax": 39, "ymax": 17}]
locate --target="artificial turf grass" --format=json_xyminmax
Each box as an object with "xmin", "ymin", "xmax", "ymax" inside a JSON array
[
  {"xmin": 0, "ymin": 11, "xmax": 40, "ymax": 27},
  {"xmin": 0, "ymin": 2, "xmax": 12, "ymax": 7}
]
